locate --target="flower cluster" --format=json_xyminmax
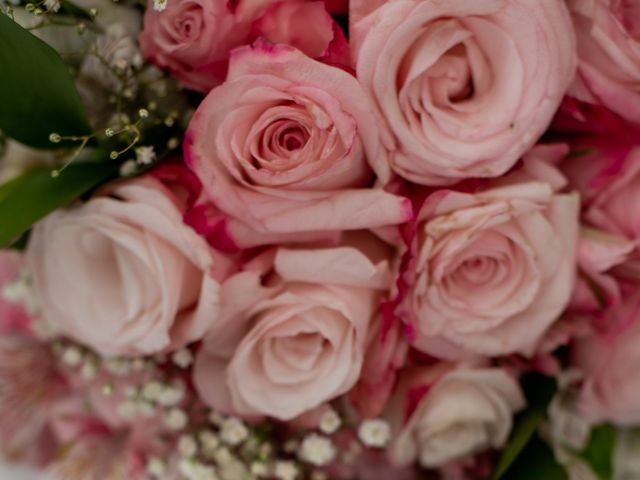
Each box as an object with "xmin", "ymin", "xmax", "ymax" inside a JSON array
[{"xmin": 2, "ymin": 0, "xmax": 640, "ymax": 479}]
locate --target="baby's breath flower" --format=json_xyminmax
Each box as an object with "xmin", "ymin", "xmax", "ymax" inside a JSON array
[
  {"xmin": 358, "ymin": 419, "xmax": 391, "ymax": 448},
  {"xmin": 153, "ymin": 0, "xmax": 167, "ymax": 11},
  {"xmin": 62, "ymin": 346, "xmax": 83, "ymax": 366},
  {"xmin": 147, "ymin": 457, "xmax": 166, "ymax": 478},
  {"xmin": 250, "ymin": 461, "xmax": 269, "ymax": 477},
  {"xmin": 43, "ymin": 0, "xmax": 60, "ymax": 12},
  {"xmin": 80, "ymin": 360, "xmax": 98, "ymax": 380},
  {"xmin": 117, "ymin": 400, "xmax": 137, "ymax": 419},
  {"xmin": 172, "ymin": 348, "xmax": 193, "ymax": 368},
  {"xmin": 119, "ymin": 159, "xmax": 136, "ymax": 176},
  {"xmin": 48, "ymin": 133, "xmax": 61, "ymax": 143},
  {"xmin": 178, "ymin": 434, "xmax": 199, "ymax": 458},
  {"xmin": 164, "ymin": 407, "xmax": 188, "ymax": 431},
  {"xmin": 319, "ymin": 409, "xmax": 341, "ymax": 435},
  {"xmin": 156, "ymin": 380, "xmax": 185, "ymax": 407},
  {"xmin": 299, "ymin": 434, "xmax": 336, "ymax": 467},
  {"xmin": 199, "ymin": 430, "xmax": 220, "ymax": 458},
  {"xmin": 274, "ymin": 461, "xmax": 298, "ymax": 480},
  {"xmin": 142, "ymin": 380, "xmax": 164, "ymax": 402},
  {"xmin": 220, "ymin": 417, "xmax": 249, "ymax": 446},
  {"xmin": 135, "ymin": 145, "xmax": 156, "ymax": 165}
]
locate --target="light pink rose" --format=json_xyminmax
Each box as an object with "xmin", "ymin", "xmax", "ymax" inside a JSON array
[
  {"xmin": 568, "ymin": 0, "xmax": 640, "ymax": 124},
  {"xmin": 570, "ymin": 227, "xmax": 635, "ymax": 312},
  {"xmin": 194, "ymin": 235, "xmax": 393, "ymax": 420},
  {"xmin": 27, "ymin": 176, "xmax": 231, "ymax": 357},
  {"xmin": 399, "ymin": 176, "xmax": 579, "ymax": 358},
  {"xmin": 385, "ymin": 365, "xmax": 524, "ymax": 468},
  {"xmin": 185, "ymin": 42, "xmax": 411, "ymax": 248},
  {"xmin": 574, "ymin": 291, "xmax": 640, "ymax": 425},
  {"xmin": 139, "ymin": 0, "xmax": 348, "ymax": 92},
  {"xmin": 349, "ymin": 316, "xmax": 409, "ymax": 419},
  {"xmin": 567, "ymin": 146, "xmax": 640, "ymax": 246},
  {"xmin": 351, "ymin": 0, "xmax": 576, "ymax": 185}
]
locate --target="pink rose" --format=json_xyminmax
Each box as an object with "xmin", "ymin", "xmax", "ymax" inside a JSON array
[
  {"xmin": 385, "ymin": 364, "xmax": 524, "ymax": 468},
  {"xmin": 185, "ymin": 42, "xmax": 411, "ymax": 248},
  {"xmin": 570, "ymin": 227, "xmax": 634, "ymax": 312},
  {"xmin": 351, "ymin": 0, "xmax": 576, "ymax": 185},
  {"xmin": 349, "ymin": 316, "xmax": 409, "ymax": 419},
  {"xmin": 574, "ymin": 291, "xmax": 640, "ymax": 425},
  {"xmin": 139, "ymin": 0, "xmax": 348, "ymax": 92},
  {"xmin": 27, "ymin": 175, "xmax": 231, "ymax": 356},
  {"xmin": 568, "ymin": 0, "xmax": 640, "ymax": 124},
  {"xmin": 399, "ymin": 173, "xmax": 579, "ymax": 358},
  {"xmin": 566, "ymin": 146, "xmax": 640, "ymax": 246},
  {"xmin": 194, "ymin": 235, "xmax": 393, "ymax": 420}
]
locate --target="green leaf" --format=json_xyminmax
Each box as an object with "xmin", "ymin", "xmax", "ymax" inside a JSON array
[
  {"xmin": 578, "ymin": 425, "xmax": 616, "ymax": 480},
  {"xmin": 0, "ymin": 161, "xmax": 118, "ymax": 247},
  {"xmin": 58, "ymin": 0, "xmax": 95, "ymax": 20},
  {"xmin": 501, "ymin": 434, "xmax": 569, "ymax": 480},
  {"xmin": 492, "ymin": 374, "xmax": 557, "ymax": 480},
  {"xmin": 0, "ymin": 13, "xmax": 92, "ymax": 149}
]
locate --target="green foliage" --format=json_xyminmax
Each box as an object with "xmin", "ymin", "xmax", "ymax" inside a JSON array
[
  {"xmin": 578, "ymin": 425, "xmax": 617, "ymax": 480},
  {"xmin": 500, "ymin": 434, "xmax": 569, "ymax": 480},
  {"xmin": 492, "ymin": 373, "xmax": 565, "ymax": 480},
  {"xmin": 0, "ymin": 12, "xmax": 92, "ymax": 149},
  {"xmin": 0, "ymin": 161, "xmax": 118, "ymax": 247}
]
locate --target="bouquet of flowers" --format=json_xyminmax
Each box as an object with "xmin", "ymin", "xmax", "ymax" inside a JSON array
[{"xmin": 1, "ymin": 0, "xmax": 640, "ymax": 478}]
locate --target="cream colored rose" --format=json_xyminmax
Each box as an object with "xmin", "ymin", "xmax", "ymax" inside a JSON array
[{"xmin": 387, "ymin": 365, "xmax": 525, "ymax": 468}]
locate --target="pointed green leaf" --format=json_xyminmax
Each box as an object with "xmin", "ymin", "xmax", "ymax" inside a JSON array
[
  {"xmin": 0, "ymin": 13, "xmax": 92, "ymax": 149},
  {"xmin": 492, "ymin": 374, "xmax": 558, "ymax": 480},
  {"xmin": 578, "ymin": 425, "xmax": 616, "ymax": 480},
  {"xmin": 0, "ymin": 160, "xmax": 118, "ymax": 247},
  {"xmin": 501, "ymin": 434, "xmax": 569, "ymax": 480}
]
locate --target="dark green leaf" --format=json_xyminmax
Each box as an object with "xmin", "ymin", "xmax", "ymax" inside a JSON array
[
  {"xmin": 0, "ymin": 13, "xmax": 92, "ymax": 149},
  {"xmin": 492, "ymin": 374, "xmax": 557, "ymax": 480},
  {"xmin": 577, "ymin": 425, "xmax": 616, "ymax": 480},
  {"xmin": 492, "ymin": 409, "xmax": 546, "ymax": 480},
  {"xmin": 500, "ymin": 434, "xmax": 569, "ymax": 480},
  {"xmin": 58, "ymin": 0, "xmax": 95, "ymax": 20},
  {"xmin": 0, "ymin": 161, "xmax": 118, "ymax": 247}
]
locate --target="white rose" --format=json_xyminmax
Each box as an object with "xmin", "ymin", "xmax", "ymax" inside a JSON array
[{"xmin": 387, "ymin": 365, "xmax": 525, "ymax": 468}]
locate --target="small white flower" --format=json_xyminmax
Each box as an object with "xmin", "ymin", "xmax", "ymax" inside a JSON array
[
  {"xmin": 208, "ymin": 410, "xmax": 224, "ymax": 426},
  {"xmin": 178, "ymin": 434, "xmax": 199, "ymax": 458},
  {"xmin": 319, "ymin": 409, "xmax": 341, "ymax": 435},
  {"xmin": 172, "ymin": 348, "xmax": 193, "ymax": 368},
  {"xmin": 358, "ymin": 419, "xmax": 391, "ymax": 448},
  {"xmin": 117, "ymin": 400, "xmax": 137, "ymax": 419},
  {"xmin": 199, "ymin": 430, "xmax": 220, "ymax": 458},
  {"xmin": 147, "ymin": 457, "xmax": 166, "ymax": 478},
  {"xmin": 164, "ymin": 408, "xmax": 188, "ymax": 431},
  {"xmin": 157, "ymin": 380, "xmax": 185, "ymax": 407},
  {"xmin": 62, "ymin": 346, "xmax": 83, "ymax": 367},
  {"xmin": 274, "ymin": 461, "xmax": 298, "ymax": 480},
  {"xmin": 220, "ymin": 417, "xmax": 249, "ymax": 446},
  {"xmin": 2, "ymin": 270, "xmax": 38, "ymax": 314},
  {"xmin": 250, "ymin": 462, "xmax": 269, "ymax": 477},
  {"xmin": 104, "ymin": 357, "xmax": 131, "ymax": 376},
  {"xmin": 80, "ymin": 360, "xmax": 98, "ymax": 380},
  {"xmin": 135, "ymin": 146, "xmax": 156, "ymax": 165},
  {"xmin": 43, "ymin": 0, "xmax": 60, "ymax": 12},
  {"xmin": 131, "ymin": 358, "xmax": 147, "ymax": 372},
  {"xmin": 299, "ymin": 434, "xmax": 336, "ymax": 467},
  {"xmin": 137, "ymin": 399, "xmax": 157, "ymax": 417},
  {"xmin": 153, "ymin": 0, "xmax": 168, "ymax": 11},
  {"xmin": 119, "ymin": 159, "xmax": 137, "ymax": 177},
  {"xmin": 142, "ymin": 380, "xmax": 164, "ymax": 402}
]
